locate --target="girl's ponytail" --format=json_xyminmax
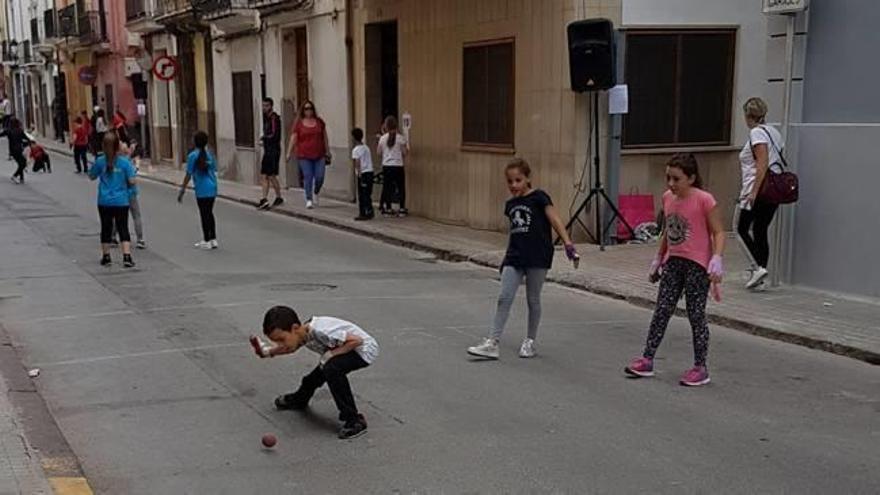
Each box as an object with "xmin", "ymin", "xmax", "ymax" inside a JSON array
[
  {"xmin": 194, "ymin": 131, "xmax": 209, "ymax": 172},
  {"xmin": 383, "ymin": 116, "xmax": 399, "ymax": 148}
]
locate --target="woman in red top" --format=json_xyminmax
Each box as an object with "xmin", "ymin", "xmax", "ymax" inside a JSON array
[{"xmin": 286, "ymin": 100, "xmax": 330, "ymax": 209}]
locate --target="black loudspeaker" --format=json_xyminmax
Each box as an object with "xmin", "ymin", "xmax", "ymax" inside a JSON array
[{"xmin": 567, "ymin": 19, "xmax": 616, "ymax": 92}]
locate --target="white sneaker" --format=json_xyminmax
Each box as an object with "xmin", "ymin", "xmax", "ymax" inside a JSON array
[
  {"xmin": 746, "ymin": 267, "xmax": 769, "ymax": 289},
  {"xmin": 467, "ymin": 338, "xmax": 499, "ymax": 359},
  {"xmin": 194, "ymin": 240, "xmax": 211, "ymax": 250},
  {"xmin": 306, "ymin": 200, "xmax": 314, "ymax": 209},
  {"xmin": 209, "ymin": 239, "xmax": 219, "ymax": 249},
  {"xmin": 519, "ymin": 338, "xmax": 536, "ymax": 358}
]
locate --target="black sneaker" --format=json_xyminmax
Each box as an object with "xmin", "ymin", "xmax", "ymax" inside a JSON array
[
  {"xmin": 100, "ymin": 254, "xmax": 112, "ymax": 266},
  {"xmin": 338, "ymin": 418, "xmax": 367, "ymax": 440},
  {"xmin": 123, "ymin": 254, "xmax": 135, "ymax": 268},
  {"xmin": 274, "ymin": 394, "xmax": 308, "ymax": 411},
  {"xmin": 257, "ymin": 198, "xmax": 269, "ymax": 210},
  {"xmin": 272, "ymin": 197, "xmax": 284, "ymax": 207},
  {"xmin": 354, "ymin": 215, "xmax": 371, "ymax": 221}
]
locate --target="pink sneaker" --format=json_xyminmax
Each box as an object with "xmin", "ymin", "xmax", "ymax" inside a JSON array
[
  {"xmin": 624, "ymin": 357, "xmax": 654, "ymax": 378},
  {"xmin": 680, "ymin": 366, "xmax": 711, "ymax": 387}
]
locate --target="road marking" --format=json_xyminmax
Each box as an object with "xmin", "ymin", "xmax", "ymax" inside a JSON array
[
  {"xmin": 48, "ymin": 477, "xmax": 94, "ymax": 495},
  {"xmin": 31, "ymin": 319, "xmax": 643, "ymax": 368}
]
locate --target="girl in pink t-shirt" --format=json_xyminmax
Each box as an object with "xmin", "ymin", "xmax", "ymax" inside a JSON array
[{"xmin": 625, "ymin": 153, "xmax": 725, "ymax": 387}]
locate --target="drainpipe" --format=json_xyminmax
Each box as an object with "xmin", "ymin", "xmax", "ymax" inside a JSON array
[{"xmin": 345, "ymin": 0, "xmax": 355, "ymax": 201}]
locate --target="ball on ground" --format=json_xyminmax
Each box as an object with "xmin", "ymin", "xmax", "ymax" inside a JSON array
[{"xmin": 261, "ymin": 434, "xmax": 277, "ymax": 448}]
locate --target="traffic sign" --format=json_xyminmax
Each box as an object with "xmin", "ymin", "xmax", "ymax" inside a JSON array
[
  {"xmin": 152, "ymin": 55, "xmax": 179, "ymax": 81},
  {"xmin": 77, "ymin": 65, "xmax": 97, "ymax": 86}
]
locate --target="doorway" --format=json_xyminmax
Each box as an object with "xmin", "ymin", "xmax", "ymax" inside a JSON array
[
  {"xmin": 365, "ymin": 21, "xmax": 398, "ymax": 148},
  {"xmin": 281, "ymin": 26, "xmax": 309, "ymax": 188}
]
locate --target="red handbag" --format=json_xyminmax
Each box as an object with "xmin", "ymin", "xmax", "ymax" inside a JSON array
[
  {"xmin": 753, "ymin": 126, "xmax": 799, "ymax": 205},
  {"xmin": 617, "ymin": 190, "xmax": 655, "ymax": 241}
]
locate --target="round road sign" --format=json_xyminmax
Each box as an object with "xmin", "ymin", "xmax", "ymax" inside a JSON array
[
  {"xmin": 77, "ymin": 65, "xmax": 98, "ymax": 86},
  {"xmin": 152, "ymin": 55, "xmax": 179, "ymax": 81}
]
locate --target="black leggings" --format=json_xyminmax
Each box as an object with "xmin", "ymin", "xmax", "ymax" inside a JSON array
[
  {"xmin": 643, "ymin": 257, "xmax": 711, "ymax": 367},
  {"xmin": 380, "ymin": 166, "xmax": 406, "ymax": 210},
  {"xmin": 197, "ymin": 197, "xmax": 216, "ymax": 241},
  {"xmin": 737, "ymin": 200, "xmax": 779, "ymax": 268},
  {"xmin": 12, "ymin": 153, "xmax": 26, "ymax": 180},
  {"xmin": 98, "ymin": 206, "xmax": 130, "ymax": 244}
]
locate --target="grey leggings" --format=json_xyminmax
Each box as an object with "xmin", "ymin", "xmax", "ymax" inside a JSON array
[
  {"xmin": 113, "ymin": 195, "xmax": 143, "ymax": 241},
  {"xmin": 491, "ymin": 266, "xmax": 548, "ymax": 340}
]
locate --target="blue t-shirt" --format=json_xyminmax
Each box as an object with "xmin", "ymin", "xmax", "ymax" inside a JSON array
[
  {"xmin": 89, "ymin": 155, "xmax": 135, "ymax": 207},
  {"xmin": 186, "ymin": 148, "xmax": 218, "ymax": 198}
]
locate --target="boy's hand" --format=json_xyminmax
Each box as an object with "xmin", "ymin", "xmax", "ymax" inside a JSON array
[
  {"xmin": 319, "ymin": 351, "xmax": 334, "ymax": 367},
  {"xmin": 249, "ymin": 335, "xmax": 273, "ymax": 358}
]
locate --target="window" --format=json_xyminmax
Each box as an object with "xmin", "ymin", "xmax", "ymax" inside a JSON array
[
  {"xmin": 462, "ymin": 39, "xmax": 515, "ymax": 149},
  {"xmin": 232, "ymin": 71, "xmax": 254, "ymax": 147},
  {"xmin": 623, "ymin": 30, "xmax": 735, "ymax": 148}
]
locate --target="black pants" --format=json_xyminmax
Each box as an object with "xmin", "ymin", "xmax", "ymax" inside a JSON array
[
  {"xmin": 357, "ymin": 172, "xmax": 374, "ymax": 217},
  {"xmin": 33, "ymin": 155, "xmax": 51, "ymax": 173},
  {"xmin": 381, "ymin": 166, "xmax": 406, "ymax": 210},
  {"xmin": 643, "ymin": 257, "xmax": 711, "ymax": 367},
  {"xmin": 12, "ymin": 153, "xmax": 26, "ymax": 181},
  {"xmin": 196, "ymin": 197, "xmax": 217, "ymax": 241},
  {"xmin": 98, "ymin": 206, "xmax": 131, "ymax": 243},
  {"xmin": 74, "ymin": 145, "xmax": 89, "ymax": 173},
  {"xmin": 737, "ymin": 200, "xmax": 779, "ymax": 268},
  {"xmin": 283, "ymin": 352, "xmax": 369, "ymax": 423}
]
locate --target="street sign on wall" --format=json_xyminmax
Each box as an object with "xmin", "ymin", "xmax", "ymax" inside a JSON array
[
  {"xmin": 152, "ymin": 55, "xmax": 179, "ymax": 81},
  {"xmin": 77, "ymin": 66, "xmax": 97, "ymax": 86},
  {"xmin": 763, "ymin": 0, "xmax": 809, "ymax": 14}
]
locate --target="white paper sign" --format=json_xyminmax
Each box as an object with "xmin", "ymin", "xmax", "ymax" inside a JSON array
[
  {"xmin": 763, "ymin": 0, "xmax": 808, "ymax": 14},
  {"xmin": 137, "ymin": 103, "xmax": 147, "ymax": 116},
  {"xmin": 401, "ymin": 112, "xmax": 412, "ymax": 131},
  {"xmin": 608, "ymin": 84, "xmax": 628, "ymax": 115}
]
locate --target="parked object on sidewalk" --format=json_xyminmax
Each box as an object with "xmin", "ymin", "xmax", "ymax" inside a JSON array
[
  {"xmin": 254, "ymin": 306, "xmax": 378, "ymax": 440},
  {"xmin": 467, "ymin": 159, "xmax": 578, "ymax": 360},
  {"xmin": 629, "ymin": 154, "xmax": 725, "ymax": 387},
  {"xmin": 617, "ymin": 190, "xmax": 655, "ymax": 241},
  {"xmin": 629, "ymin": 222, "xmax": 661, "ymax": 244}
]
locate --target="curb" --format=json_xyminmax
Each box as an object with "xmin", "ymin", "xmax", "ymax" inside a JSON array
[
  {"xmin": 0, "ymin": 325, "xmax": 94, "ymax": 495},
  {"xmin": 128, "ymin": 171, "xmax": 870, "ymax": 366}
]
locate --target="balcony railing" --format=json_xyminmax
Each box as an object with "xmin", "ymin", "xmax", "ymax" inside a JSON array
[
  {"xmin": 127, "ymin": 0, "xmax": 148, "ymax": 21},
  {"xmin": 77, "ymin": 10, "xmax": 107, "ymax": 45},
  {"xmin": 58, "ymin": 4, "xmax": 77, "ymax": 37},
  {"xmin": 30, "ymin": 18, "xmax": 40, "ymax": 44},
  {"xmin": 44, "ymin": 9, "xmax": 57, "ymax": 39},
  {"xmin": 192, "ymin": 0, "xmax": 252, "ymax": 16},
  {"xmin": 156, "ymin": 0, "xmax": 191, "ymax": 16}
]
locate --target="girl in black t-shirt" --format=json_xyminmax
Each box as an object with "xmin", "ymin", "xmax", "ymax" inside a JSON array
[{"xmin": 467, "ymin": 159, "xmax": 579, "ymax": 360}]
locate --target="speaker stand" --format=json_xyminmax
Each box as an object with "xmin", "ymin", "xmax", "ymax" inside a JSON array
[{"xmin": 562, "ymin": 91, "xmax": 634, "ymax": 251}]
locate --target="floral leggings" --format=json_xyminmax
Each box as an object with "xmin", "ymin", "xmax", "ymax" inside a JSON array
[{"xmin": 643, "ymin": 256, "xmax": 711, "ymax": 367}]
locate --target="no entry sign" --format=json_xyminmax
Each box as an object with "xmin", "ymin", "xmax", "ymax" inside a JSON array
[
  {"xmin": 77, "ymin": 65, "xmax": 97, "ymax": 85},
  {"xmin": 152, "ymin": 55, "xmax": 179, "ymax": 81}
]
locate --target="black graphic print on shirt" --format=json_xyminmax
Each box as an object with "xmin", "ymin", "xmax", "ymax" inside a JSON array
[
  {"xmin": 502, "ymin": 190, "xmax": 554, "ymax": 269},
  {"xmin": 666, "ymin": 213, "xmax": 691, "ymax": 246}
]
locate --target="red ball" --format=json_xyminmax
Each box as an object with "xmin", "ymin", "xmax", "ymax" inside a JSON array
[{"xmin": 261, "ymin": 434, "xmax": 277, "ymax": 448}]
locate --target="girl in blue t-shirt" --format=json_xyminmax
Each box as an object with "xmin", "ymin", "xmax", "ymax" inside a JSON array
[
  {"xmin": 178, "ymin": 131, "xmax": 219, "ymax": 249},
  {"xmin": 88, "ymin": 133, "xmax": 136, "ymax": 267}
]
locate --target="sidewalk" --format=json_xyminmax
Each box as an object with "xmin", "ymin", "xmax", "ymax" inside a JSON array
[
  {"xmin": 40, "ymin": 141, "xmax": 880, "ymax": 365},
  {"xmin": 0, "ymin": 373, "xmax": 52, "ymax": 494}
]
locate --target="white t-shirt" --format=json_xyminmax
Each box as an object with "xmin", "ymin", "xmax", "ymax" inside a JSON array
[
  {"xmin": 351, "ymin": 143, "xmax": 374, "ymax": 174},
  {"xmin": 738, "ymin": 125, "xmax": 783, "ymax": 207},
  {"xmin": 378, "ymin": 132, "xmax": 408, "ymax": 167},
  {"xmin": 304, "ymin": 316, "xmax": 379, "ymax": 364}
]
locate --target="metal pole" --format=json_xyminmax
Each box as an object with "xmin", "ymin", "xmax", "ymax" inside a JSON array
[{"xmin": 770, "ymin": 13, "xmax": 796, "ymax": 287}]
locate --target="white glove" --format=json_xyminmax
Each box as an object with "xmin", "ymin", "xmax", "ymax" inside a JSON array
[{"xmin": 319, "ymin": 351, "xmax": 334, "ymax": 367}]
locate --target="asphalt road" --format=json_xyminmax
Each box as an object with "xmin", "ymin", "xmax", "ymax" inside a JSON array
[{"xmin": 1, "ymin": 148, "xmax": 878, "ymax": 494}]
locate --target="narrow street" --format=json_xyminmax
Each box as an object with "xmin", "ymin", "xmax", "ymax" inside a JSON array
[{"xmin": 0, "ymin": 147, "xmax": 877, "ymax": 494}]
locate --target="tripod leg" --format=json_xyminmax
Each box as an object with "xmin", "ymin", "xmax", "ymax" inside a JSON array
[
  {"xmin": 598, "ymin": 189, "xmax": 636, "ymax": 240},
  {"xmin": 559, "ymin": 190, "xmax": 599, "ymax": 245}
]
